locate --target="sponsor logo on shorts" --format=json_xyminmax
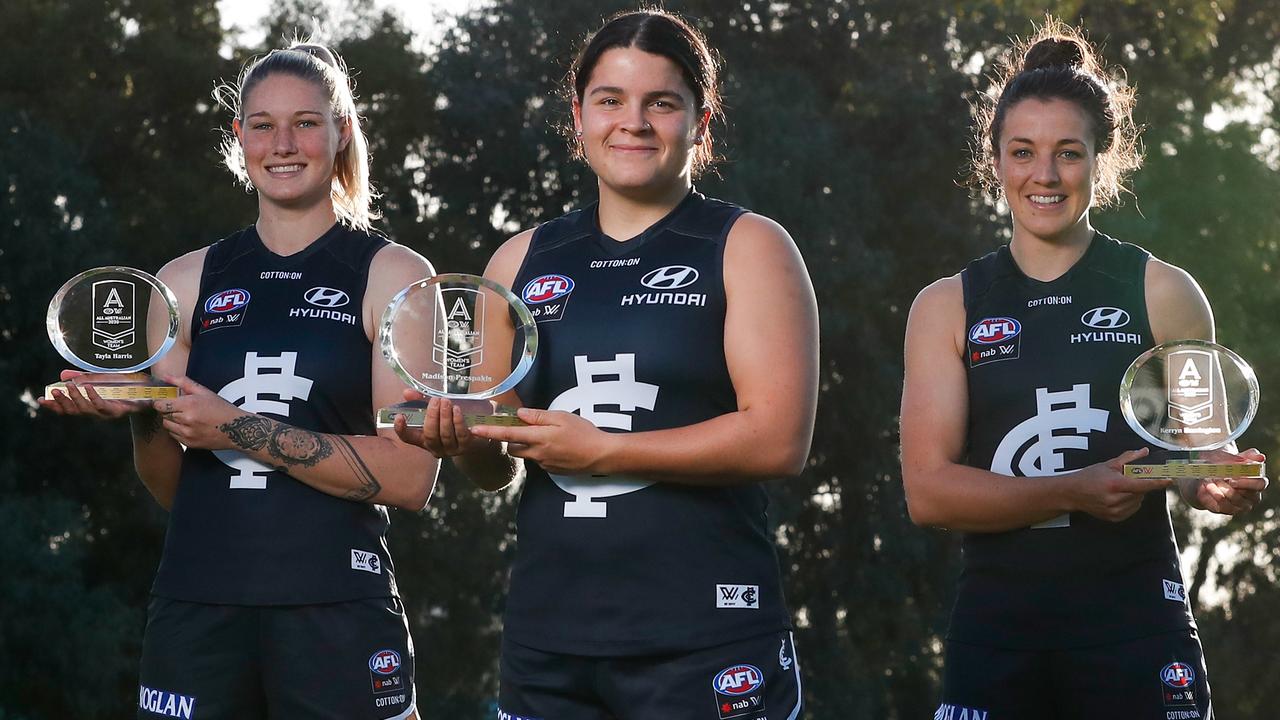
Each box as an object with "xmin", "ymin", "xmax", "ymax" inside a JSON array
[
  {"xmin": 713, "ymin": 664, "xmax": 766, "ymax": 719},
  {"xmin": 716, "ymin": 584, "xmax": 759, "ymax": 609},
  {"xmin": 496, "ymin": 709, "xmax": 544, "ymax": 720},
  {"xmin": 200, "ymin": 288, "xmax": 250, "ymax": 333},
  {"xmin": 351, "ymin": 549, "xmax": 381, "ymax": 574},
  {"xmin": 138, "ymin": 686, "xmax": 196, "ymax": 719},
  {"xmin": 1163, "ymin": 579, "xmax": 1187, "ymax": 602},
  {"xmin": 1161, "ymin": 661, "xmax": 1198, "ymax": 710},
  {"xmin": 369, "ymin": 649, "xmax": 405, "ymax": 695},
  {"xmin": 522, "ymin": 274, "xmax": 574, "ymax": 323},
  {"xmin": 968, "ymin": 317, "xmax": 1020, "ymax": 367},
  {"xmin": 778, "ymin": 637, "xmax": 794, "ymax": 671},
  {"xmin": 934, "ymin": 704, "xmax": 989, "ymax": 720}
]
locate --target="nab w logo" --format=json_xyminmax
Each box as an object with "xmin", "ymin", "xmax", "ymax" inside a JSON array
[
  {"xmin": 716, "ymin": 584, "xmax": 760, "ymax": 609},
  {"xmin": 214, "ymin": 352, "xmax": 315, "ymax": 489},
  {"xmin": 641, "ymin": 265, "xmax": 699, "ymax": 290},
  {"xmin": 1081, "ymin": 306, "xmax": 1130, "ymax": 329},
  {"xmin": 548, "ymin": 354, "xmax": 659, "ymax": 517}
]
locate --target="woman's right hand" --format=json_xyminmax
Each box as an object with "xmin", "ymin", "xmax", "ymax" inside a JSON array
[
  {"xmin": 37, "ymin": 370, "xmax": 152, "ymax": 420},
  {"xmin": 1064, "ymin": 447, "xmax": 1173, "ymax": 522},
  {"xmin": 392, "ymin": 390, "xmax": 495, "ymax": 458}
]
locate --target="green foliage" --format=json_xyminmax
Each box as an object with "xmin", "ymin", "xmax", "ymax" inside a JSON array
[{"xmin": 1, "ymin": 0, "xmax": 1277, "ymax": 717}]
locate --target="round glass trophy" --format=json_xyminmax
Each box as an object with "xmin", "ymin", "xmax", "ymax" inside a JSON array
[
  {"xmin": 45, "ymin": 266, "xmax": 181, "ymax": 401},
  {"xmin": 375, "ymin": 273, "xmax": 538, "ymax": 429},
  {"xmin": 1119, "ymin": 339, "xmax": 1264, "ymax": 478}
]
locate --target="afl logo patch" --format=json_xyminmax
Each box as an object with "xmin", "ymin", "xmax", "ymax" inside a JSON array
[
  {"xmin": 641, "ymin": 265, "xmax": 699, "ymax": 290},
  {"xmin": 523, "ymin": 274, "xmax": 574, "ymax": 304},
  {"xmin": 304, "ymin": 286, "xmax": 350, "ymax": 308},
  {"xmin": 1161, "ymin": 662, "xmax": 1195, "ymax": 689},
  {"xmin": 369, "ymin": 649, "xmax": 401, "ymax": 675},
  {"xmin": 713, "ymin": 664, "xmax": 764, "ymax": 696},
  {"xmin": 1081, "ymin": 306, "xmax": 1130, "ymax": 329},
  {"xmin": 204, "ymin": 288, "xmax": 250, "ymax": 314},
  {"xmin": 969, "ymin": 317, "xmax": 1020, "ymax": 344}
]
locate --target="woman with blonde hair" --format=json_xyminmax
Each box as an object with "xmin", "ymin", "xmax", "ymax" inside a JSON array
[{"xmin": 43, "ymin": 43, "xmax": 435, "ymax": 719}]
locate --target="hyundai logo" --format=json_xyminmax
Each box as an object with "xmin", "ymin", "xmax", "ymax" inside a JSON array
[
  {"xmin": 1081, "ymin": 306, "xmax": 1129, "ymax": 329},
  {"xmin": 641, "ymin": 265, "xmax": 699, "ymax": 290},
  {"xmin": 305, "ymin": 287, "xmax": 350, "ymax": 308}
]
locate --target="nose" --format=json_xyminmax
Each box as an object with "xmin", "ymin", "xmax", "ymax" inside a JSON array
[
  {"xmin": 621, "ymin": 106, "xmax": 652, "ymax": 135},
  {"xmin": 1031, "ymin": 155, "xmax": 1060, "ymax": 185},
  {"xmin": 273, "ymin": 125, "xmax": 297, "ymax": 156}
]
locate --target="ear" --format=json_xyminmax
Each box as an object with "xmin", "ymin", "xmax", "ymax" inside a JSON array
[
  {"xmin": 571, "ymin": 97, "xmax": 584, "ymax": 136},
  {"xmin": 232, "ymin": 118, "xmax": 244, "ymax": 144},
  {"xmin": 336, "ymin": 115, "xmax": 353, "ymax": 153}
]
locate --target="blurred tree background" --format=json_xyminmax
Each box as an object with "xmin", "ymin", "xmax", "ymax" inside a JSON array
[{"xmin": 2, "ymin": 0, "xmax": 1278, "ymax": 717}]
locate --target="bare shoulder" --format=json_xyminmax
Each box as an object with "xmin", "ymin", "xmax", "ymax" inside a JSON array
[
  {"xmin": 726, "ymin": 212, "xmax": 795, "ymax": 251},
  {"xmin": 156, "ymin": 246, "xmax": 208, "ymax": 288},
  {"xmin": 370, "ymin": 242, "xmax": 435, "ymax": 289},
  {"xmin": 1144, "ymin": 255, "xmax": 1212, "ymax": 342},
  {"xmin": 484, "ymin": 228, "xmax": 536, "ymax": 288},
  {"xmin": 909, "ymin": 274, "xmax": 964, "ymax": 319}
]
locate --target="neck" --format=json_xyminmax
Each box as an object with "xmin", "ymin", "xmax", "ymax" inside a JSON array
[
  {"xmin": 596, "ymin": 179, "xmax": 691, "ymax": 242},
  {"xmin": 1008, "ymin": 216, "xmax": 1095, "ymax": 282},
  {"xmin": 255, "ymin": 199, "xmax": 340, "ymax": 256}
]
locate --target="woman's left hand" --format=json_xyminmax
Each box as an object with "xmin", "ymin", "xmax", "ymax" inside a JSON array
[
  {"xmin": 1180, "ymin": 447, "xmax": 1269, "ymax": 515},
  {"xmin": 469, "ymin": 408, "xmax": 618, "ymax": 475},
  {"xmin": 152, "ymin": 375, "xmax": 249, "ymax": 451}
]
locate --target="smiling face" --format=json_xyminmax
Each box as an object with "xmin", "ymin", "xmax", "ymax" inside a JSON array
[
  {"xmin": 994, "ymin": 97, "xmax": 1098, "ymax": 245},
  {"xmin": 573, "ymin": 46, "xmax": 707, "ymax": 200},
  {"xmin": 234, "ymin": 73, "xmax": 350, "ymax": 211}
]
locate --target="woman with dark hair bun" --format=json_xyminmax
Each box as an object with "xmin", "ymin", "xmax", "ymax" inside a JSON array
[
  {"xmin": 900, "ymin": 18, "xmax": 1266, "ymax": 717},
  {"xmin": 395, "ymin": 8, "xmax": 817, "ymax": 719},
  {"xmin": 42, "ymin": 42, "xmax": 435, "ymax": 719}
]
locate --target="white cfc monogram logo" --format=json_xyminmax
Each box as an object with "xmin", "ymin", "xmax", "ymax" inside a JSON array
[
  {"xmin": 213, "ymin": 352, "xmax": 314, "ymax": 489},
  {"xmin": 991, "ymin": 384, "xmax": 1109, "ymax": 528},
  {"xmin": 548, "ymin": 353, "xmax": 658, "ymax": 517}
]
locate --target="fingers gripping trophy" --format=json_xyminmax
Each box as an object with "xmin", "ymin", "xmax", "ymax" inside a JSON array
[
  {"xmin": 376, "ymin": 273, "xmax": 537, "ymax": 428},
  {"xmin": 1120, "ymin": 339, "xmax": 1265, "ymax": 478},
  {"xmin": 45, "ymin": 267, "xmax": 181, "ymax": 400}
]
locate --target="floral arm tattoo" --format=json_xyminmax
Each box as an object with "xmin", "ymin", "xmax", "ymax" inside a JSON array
[{"xmin": 216, "ymin": 414, "xmax": 382, "ymax": 502}]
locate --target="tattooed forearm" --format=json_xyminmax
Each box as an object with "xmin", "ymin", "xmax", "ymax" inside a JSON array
[
  {"xmin": 333, "ymin": 436, "xmax": 382, "ymax": 502},
  {"xmin": 218, "ymin": 413, "xmax": 381, "ymax": 502},
  {"xmin": 218, "ymin": 415, "xmax": 272, "ymax": 451},
  {"xmin": 131, "ymin": 410, "xmax": 164, "ymax": 443},
  {"xmin": 266, "ymin": 425, "xmax": 334, "ymax": 468}
]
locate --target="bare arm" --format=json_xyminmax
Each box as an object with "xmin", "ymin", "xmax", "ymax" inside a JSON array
[
  {"xmin": 471, "ymin": 214, "xmax": 820, "ymax": 486},
  {"xmin": 899, "ymin": 276, "xmax": 1164, "ymax": 532}
]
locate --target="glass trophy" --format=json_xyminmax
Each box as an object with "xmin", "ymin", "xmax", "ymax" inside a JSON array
[
  {"xmin": 375, "ymin": 273, "xmax": 538, "ymax": 429},
  {"xmin": 45, "ymin": 266, "xmax": 181, "ymax": 401},
  {"xmin": 1119, "ymin": 339, "xmax": 1264, "ymax": 478}
]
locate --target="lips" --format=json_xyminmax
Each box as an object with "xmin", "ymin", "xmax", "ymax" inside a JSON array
[
  {"xmin": 266, "ymin": 164, "xmax": 305, "ymax": 175},
  {"xmin": 1029, "ymin": 194, "xmax": 1066, "ymax": 205}
]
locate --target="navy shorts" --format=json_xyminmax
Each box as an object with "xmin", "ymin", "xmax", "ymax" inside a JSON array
[
  {"xmin": 497, "ymin": 629, "xmax": 803, "ymax": 720},
  {"xmin": 936, "ymin": 629, "xmax": 1212, "ymax": 719},
  {"xmin": 137, "ymin": 596, "xmax": 415, "ymax": 720}
]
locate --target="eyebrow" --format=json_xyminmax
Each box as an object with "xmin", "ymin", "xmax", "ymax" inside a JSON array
[
  {"xmin": 1007, "ymin": 136, "xmax": 1086, "ymax": 146},
  {"xmin": 245, "ymin": 109, "xmax": 326, "ymax": 119},
  {"xmin": 587, "ymin": 86, "xmax": 685, "ymax": 101}
]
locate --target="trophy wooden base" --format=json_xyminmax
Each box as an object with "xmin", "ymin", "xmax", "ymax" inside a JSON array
[
  {"xmin": 1124, "ymin": 461, "xmax": 1265, "ymax": 478},
  {"xmin": 44, "ymin": 372, "xmax": 179, "ymax": 401},
  {"xmin": 376, "ymin": 399, "xmax": 526, "ymax": 429}
]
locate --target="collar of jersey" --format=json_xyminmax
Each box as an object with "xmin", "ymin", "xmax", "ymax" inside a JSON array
[
  {"xmin": 248, "ymin": 221, "xmax": 345, "ymax": 265},
  {"xmin": 999, "ymin": 229, "xmax": 1104, "ymax": 289},
  {"xmin": 589, "ymin": 189, "xmax": 701, "ymax": 258}
]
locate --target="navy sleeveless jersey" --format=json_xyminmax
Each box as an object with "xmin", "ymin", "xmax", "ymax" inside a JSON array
[
  {"xmin": 504, "ymin": 191, "xmax": 792, "ymax": 655},
  {"xmin": 952, "ymin": 233, "xmax": 1195, "ymax": 649},
  {"xmin": 151, "ymin": 223, "xmax": 400, "ymax": 604}
]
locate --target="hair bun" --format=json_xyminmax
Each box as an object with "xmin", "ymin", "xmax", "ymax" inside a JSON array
[
  {"xmin": 290, "ymin": 43, "xmax": 340, "ymax": 69},
  {"xmin": 1022, "ymin": 37, "xmax": 1086, "ymax": 72}
]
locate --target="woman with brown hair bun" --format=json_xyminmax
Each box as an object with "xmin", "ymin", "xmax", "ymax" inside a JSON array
[{"xmin": 900, "ymin": 17, "xmax": 1266, "ymax": 718}]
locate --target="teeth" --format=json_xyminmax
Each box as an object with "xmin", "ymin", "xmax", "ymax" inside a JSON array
[
  {"xmin": 268, "ymin": 165, "xmax": 303, "ymax": 173},
  {"xmin": 1030, "ymin": 194, "xmax": 1065, "ymax": 203}
]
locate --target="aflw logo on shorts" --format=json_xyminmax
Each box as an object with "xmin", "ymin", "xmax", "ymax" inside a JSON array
[{"xmin": 716, "ymin": 584, "xmax": 760, "ymax": 609}]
